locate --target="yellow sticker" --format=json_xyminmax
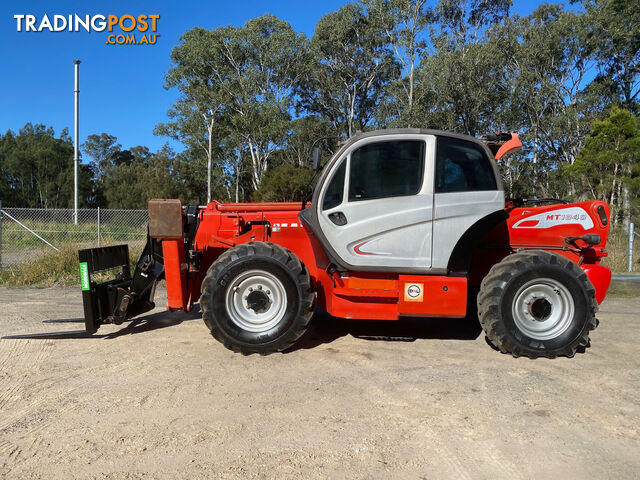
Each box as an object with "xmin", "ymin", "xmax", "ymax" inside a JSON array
[{"xmin": 404, "ymin": 283, "xmax": 423, "ymax": 302}]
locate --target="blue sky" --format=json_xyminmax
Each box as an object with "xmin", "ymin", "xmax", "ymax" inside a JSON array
[{"xmin": 0, "ymin": 0, "xmax": 549, "ymax": 156}]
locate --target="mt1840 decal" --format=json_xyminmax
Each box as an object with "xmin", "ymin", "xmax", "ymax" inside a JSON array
[{"xmin": 513, "ymin": 207, "xmax": 594, "ymax": 230}]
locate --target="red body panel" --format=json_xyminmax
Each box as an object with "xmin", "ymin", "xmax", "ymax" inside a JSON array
[
  {"xmin": 162, "ymin": 239, "xmax": 188, "ymax": 310},
  {"xmin": 495, "ymin": 134, "xmax": 522, "ymax": 160},
  {"xmin": 398, "ymin": 275, "xmax": 467, "ymax": 318},
  {"xmin": 161, "ymin": 199, "xmax": 612, "ymax": 318},
  {"xmin": 473, "ymin": 200, "xmax": 611, "ymax": 302},
  {"xmin": 582, "ymin": 264, "xmax": 612, "ymax": 304},
  {"xmin": 507, "ymin": 201, "xmax": 610, "ymax": 254}
]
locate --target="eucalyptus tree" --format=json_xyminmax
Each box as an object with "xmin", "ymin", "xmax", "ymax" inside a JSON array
[
  {"xmin": 159, "ymin": 15, "xmax": 312, "ymax": 193},
  {"xmin": 362, "ymin": 0, "xmax": 431, "ymax": 126},
  {"xmin": 495, "ymin": 5, "xmax": 599, "ymax": 198},
  {"xmin": 82, "ymin": 133, "xmax": 121, "ymax": 184},
  {"xmin": 299, "ymin": 3, "xmax": 399, "ymax": 138},
  {"xmin": 565, "ymin": 107, "xmax": 640, "ymax": 226},
  {"xmin": 155, "ymin": 95, "xmax": 227, "ymax": 202},
  {"xmin": 102, "ymin": 144, "xmax": 192, "ymax": 209},
  {"xmin": 280, "ymin": 116, "xmax": 335, "ymax": 168},
  {"xmin": 582, "ymin": 0, "xmax": 640, "ymax": 113},
  {"xmin": 0, "ymin": 124, "xmax": 93, "ymax": 208},
  {"xmin": 413, "ymin": 0, "xmax": 512, "ymax": 136}
]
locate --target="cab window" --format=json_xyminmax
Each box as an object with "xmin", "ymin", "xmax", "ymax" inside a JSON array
[
  {"xmin": 348, "ymin": 140, "xmax": 425, "ymax": 201},
  {"xmin": 435, "ymin": 136, "xmax": 497, "ymax": 193},
  {"xmin": 322, "ymin": 159, "xmax": 346, "ymax": 210}
]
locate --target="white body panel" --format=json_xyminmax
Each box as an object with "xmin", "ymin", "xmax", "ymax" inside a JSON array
[
  {"xmin": 320, "ymin": 195, "xmax": 434, "ymax": 269},
  {"xmin": 318, "ymin": 134, "xmax": 435, "ymax": 271},
  {"xmin": 431, "ymin": 190, "xmax": 505, "ymax": 270},
  {"xmin": 512, "ymin": 206, "xmax": 593, "ymax": 230},
  {"xmin": 316, "ymin": 131, "xmax": 504, "ymax": 272}
]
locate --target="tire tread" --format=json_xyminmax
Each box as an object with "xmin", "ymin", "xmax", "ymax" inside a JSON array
[
  {"xmin": 477, "ymin": 249, "xmax": 598, "ymax": 359},
  {"xmin": 200, "ymin": 242, "xmax": 314, "ymax": 355}
]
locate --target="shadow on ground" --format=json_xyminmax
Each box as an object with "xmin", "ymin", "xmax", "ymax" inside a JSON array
[
  {"xmin": 102, "ymin": 306, "xmax": 202, "ymax": 339},
  {"xmin": 2, "ymin": 306, "xmax": 202, "ymax": 340},
  {"xmin": 4, "ymin": 304, "xmax": 483, "ymax": 349},
  {"xmin": 286, "ymin": 309, "xmax": 483, "ymax": 353}
]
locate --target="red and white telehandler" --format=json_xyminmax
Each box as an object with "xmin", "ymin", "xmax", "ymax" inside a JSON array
[{"xmin": 76, "ymin": 129, "xmax": 612, "ymax": 358}]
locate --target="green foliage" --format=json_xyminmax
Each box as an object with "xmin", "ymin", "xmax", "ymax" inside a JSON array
[
  {"xmin": 483, "ymin": 4, "xmax": 608, "ymax": 198},
  {"xmin": 252, "ymin": 165, "xmax": 315, "ymax": 202},
  {"xmin": 362, "ymin": 0, "xmax": 431, "ymax": 127},
  {"xmin": 0, "ymin": 123, "xmax": 93, "ymax": 208},
  {"xmin": 2, "ymin": 1, "xmax": 639, "ymax": 217},
  {"xmin": 409, "ymin": 1, "xmax": 514, "ymax": 135},
  {"xmin": 566, "ymin": 107, "xmax": 640, "ymax": 224},
  {"xmin": 82, "ymin": 133, "xmax": 121, "ymax": 182},
  {"xmin": 103, "ymin": 144, "xmax": 179, "ymax": 208},
  {"xmin": 278, "ymin": 117, "xmax": 337, "ymax": 168},
  {"xmin": 0, "ymin": 243, "xmax": 142, "ymax": 287},
  {"xmin": 159, "ymin": 15, "xmax": 312, "ymax": 194},
  {"xmin": 583, "ymin": 0, "xmax": 640, "ymax": 112},
  {"xmin": 0, "ymin": 244, "xmax": 81, "ymax": 286},
  {"xmin": 298, "ymin": 3, "xmax": 399, "ymax": 137}
]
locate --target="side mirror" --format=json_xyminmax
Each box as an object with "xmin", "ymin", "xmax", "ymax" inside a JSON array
[{"xmin": 310, "ymin": 147, "xmax": 322, "ymax": 171}]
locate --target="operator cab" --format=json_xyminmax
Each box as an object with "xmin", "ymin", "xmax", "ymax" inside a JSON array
[{"xmin": 300, "ymin": 129, "xmax": 505, "ymax": 274}]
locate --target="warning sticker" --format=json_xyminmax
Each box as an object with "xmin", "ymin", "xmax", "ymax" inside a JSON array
[
  {"xmin": 79, "ymin": 262, "xmax": 90, "ymax": 291},
  {"xmin": 404, "ymin": 283, "xmax": 423, "ymax": 302}
]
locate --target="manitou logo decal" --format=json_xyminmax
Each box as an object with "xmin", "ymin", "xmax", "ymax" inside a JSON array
[
  {"xmin": 404, "ymin": 283, "xmax": 423, "ymax": 302},
  {"xmin": 513, "ymin": 207, "xmax": 594, "ymax": 230}
]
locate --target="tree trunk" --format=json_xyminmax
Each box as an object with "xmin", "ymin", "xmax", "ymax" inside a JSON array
[
  {"xmin": 247, "ymin": 140, "xmax": 260, "ymax": 190},
  {"xmin": 408, "ymin": 64, "xmax": 414, "ymax": 127},
  {"xmin": 532, "ymin": 132, "xmax": 539, "ymax": 194},
  {"xmin": 207, "ymin": 120, "xmax": 213, "ymax": 204},
  {"xmin": 609, "ymin": 161, "xmax": 620, "ymax": 226},
  {"xmin": 235, "ymin": 150, "xmax": 241, "ymax": 203},
  {"xmin": 622, "ymin": 186, "xmax": 630, "ymax": 230}
]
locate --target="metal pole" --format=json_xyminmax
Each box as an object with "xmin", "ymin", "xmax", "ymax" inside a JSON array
[
  {"xmin": 0, "ymin": 200, "xmax": 3, "ymax": 268},
  {"xmin": 629, "ymin": 222, "xmax": 635, "ymax": 272},
  {"xmin": 1, "ymin": 210, "xmax": 60, "ymax": 252},
  {"xmin": 73, "ymin": 59, "xmax": 81, "ymax": 225},
  {"xmin": 97, "ymin": 207, "xmax": 101, "ymax": 247}
]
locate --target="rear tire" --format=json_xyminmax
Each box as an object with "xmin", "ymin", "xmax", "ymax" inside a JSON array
[
  {"xmin": 477, "ymin": 250, "xmax": 598, "ymax": 358},
  {"xmin": 200, "ymin": 242, "xmax": 314, "ymax": 355}
]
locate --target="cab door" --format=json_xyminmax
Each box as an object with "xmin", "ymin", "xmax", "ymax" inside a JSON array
[
  {"xmin": 317, "ymin": 134, "xmax": 435, "ymax": 272},
  {"xmin": 431, "ymin": 135, "xmax": 505, "ymax": 270}
]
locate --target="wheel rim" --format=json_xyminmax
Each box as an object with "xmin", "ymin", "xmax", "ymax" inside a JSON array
[
  {"xmin": 511, "ymin": 277, "xmax": 575, "ymax": 341},
  {"xmin": 225, "ymin": 269, "xmax": 288, "ymax": 333}
]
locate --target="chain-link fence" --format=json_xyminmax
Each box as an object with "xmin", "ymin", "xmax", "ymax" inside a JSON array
[{"xmin": 0, "ymin": 204, "xmax": 148, "ymax": 268}]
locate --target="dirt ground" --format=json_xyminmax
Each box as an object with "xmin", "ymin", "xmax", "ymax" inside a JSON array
[{"xmin": 0, "ymin": 285, "xmax": 638, "ymax": 480}]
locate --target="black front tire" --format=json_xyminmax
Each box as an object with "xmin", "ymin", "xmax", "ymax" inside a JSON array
[
  {"xmin": 477, "ymin": 250, "xmax": 598, "ymax": 358},
  {"xmin": 200, "ymin": 242, "xmax": 314, "ymax": 355}
]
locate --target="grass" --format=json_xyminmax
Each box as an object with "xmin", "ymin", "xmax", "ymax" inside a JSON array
[
  {"xmin": 0, "ymin": 245, "xmax": 87, "ymax": 287},
  {"xmin": 0, "ymin": 244, "xmax": 143, "ymax": 288},
  {"xmin": 601, "ymin": 228, "xmax": 640, "ymax": 274},
  {"xmin": 606, "ymin": 279, "xmax": 640, "ymax": 298},
  {"xmin": 1, "ymin": 221, "xmax": 145, "ymax": 252},
  {"xmin": 0, "ymin": 227, "xmax": 638, "ymax": 293}
]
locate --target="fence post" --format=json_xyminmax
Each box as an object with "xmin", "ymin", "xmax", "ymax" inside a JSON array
[
  {"xmin": 0, "ymin": 200, "xmax": 3, "ymax": 268},
  {"xmin": 629, "ymin": 222, "xmax": 635, "ymax": 273},
  {"xmin": 97, "ymin": 207, "xmax": 101, "ymax": 247}
]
